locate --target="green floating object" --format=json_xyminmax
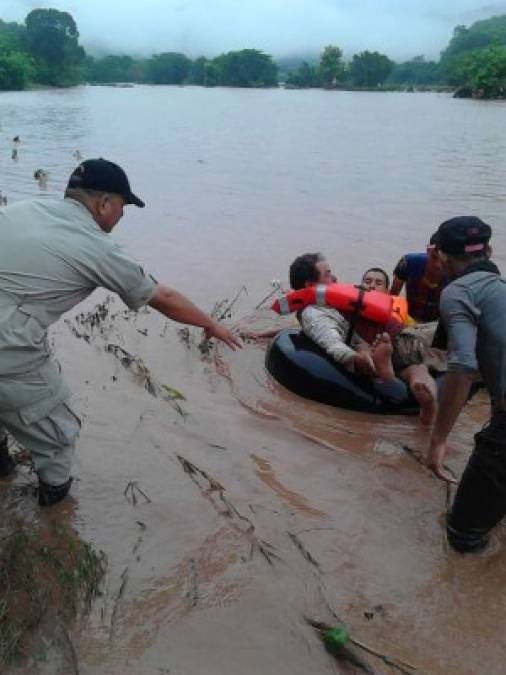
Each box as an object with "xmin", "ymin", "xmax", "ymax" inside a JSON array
[
  {"xmin": 161, "ymin": 384, "xmax": 186, "ymax": 401},
  {"xmin": 323, "ymin": 627, "xmax": 350, "ymax": 656}
]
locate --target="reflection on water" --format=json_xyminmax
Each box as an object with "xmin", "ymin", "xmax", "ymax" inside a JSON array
[{"xmin": 1, "ymin": 86, "xmax": 505, "ymax": 674}]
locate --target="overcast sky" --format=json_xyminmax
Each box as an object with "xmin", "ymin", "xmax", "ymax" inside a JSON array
[{"xmin": 4, "ymin": 0, "xmax": 506, "ymax": 60}]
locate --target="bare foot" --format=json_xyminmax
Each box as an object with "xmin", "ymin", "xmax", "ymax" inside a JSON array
[
  {"xmin": 372, "ymin": 333, "xmax": 395, "ymax": 383},
  {"xmin": 354, "ymin": 348, "xmax": 377, "ymax": 377},
  {"xmin": 413, "ymin": 381, "xmax": 438, "ymax": 427}
]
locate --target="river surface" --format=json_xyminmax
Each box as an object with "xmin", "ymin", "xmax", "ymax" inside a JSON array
[{"xmin": 1, "ymin": 86, "xmax": 505, "ymax": 674}]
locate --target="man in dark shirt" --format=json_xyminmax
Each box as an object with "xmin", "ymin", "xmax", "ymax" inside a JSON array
[
  {"xmin": 427, "ymin": 216, "xmax": 506, "ymax": 553},
  {"xmin": 391, "ymin": 234, "xmax": 447, "ymax": 322}
]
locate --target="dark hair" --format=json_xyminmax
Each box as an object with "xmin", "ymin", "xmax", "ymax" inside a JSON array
[
  {"xmin": 362, "ymin": 267, "xmax": 390, "ymax": 288},
  {"xmin": 446, "ymin": 249, "xmax": 490, "ymax": 264},
  {"xmin": 289, "ymin": 253, "xmax": 323, "ymax": 290}
]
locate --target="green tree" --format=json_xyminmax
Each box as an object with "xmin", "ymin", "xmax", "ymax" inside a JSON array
[
  {"xmin": 203, "ymin": 61, "xmax": 220, "ymax": 86},
  {"xmin": 319, "ymin": 45, "xmax": 345, "ymax": 87},
  {"xmin": 188, "ymin": 56, "xmax": 208, "ymax": 85},
  {"xmin": 286, "ymin": 61, "xmax": 321, "ymax": 88},
  {"xmin": 452, "ymin": 43, "xmax": 506, "ymax": 97},
  {"xmin": 212, "ymin": 49, "xmax": 278, "ymax": 87},
  {"xmin": 25, "ymin": 9, "xmax": 85, "ymax": 86},
  {"xmin": 441, "ymin": 16, "xmax": 506, "ymax": 60},
  {"xmin": 388, "ymin": 56, "xmax": 439, "ymax": 86},
  {"xmin": 439, "ymin": 15, "xmax": 506, "ymax": 84},
  {"xmin": 0, "ymin": 51, "xmax": 33, "ymax": 90},
  {"xmin": 90, "ymin": 55, "xmax": 134, "ymax": 83},
  {"xmin": 148, "ymin": 52, "xmax": 191, "ymax": 84},
  {"xmin": 349, "ymin": 50, "xmax": 393, "ymax": 87},
  {"xmin": 0, "ymin": 19, "xmax": 27, "ymax": 55}
]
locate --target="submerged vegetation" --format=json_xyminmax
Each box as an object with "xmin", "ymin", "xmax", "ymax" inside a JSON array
[{"xmin": 0, "ymin": 521, "xmax": 105, "ymax": 669}]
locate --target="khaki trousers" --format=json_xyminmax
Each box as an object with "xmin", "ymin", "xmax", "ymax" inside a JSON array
[{"xmin": 0, "ymin": 359, "xmax": 80, "ymax": 485}]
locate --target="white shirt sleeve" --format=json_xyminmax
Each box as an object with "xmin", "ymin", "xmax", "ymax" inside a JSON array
[{"xmin": 300, "ymin": 306, "xmax": 356, "ymax": 369}]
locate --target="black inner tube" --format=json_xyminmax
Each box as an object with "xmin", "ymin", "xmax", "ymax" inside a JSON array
[{"xmin": 265, "ymin": 328, "xmax": 423, "ymax": 414}]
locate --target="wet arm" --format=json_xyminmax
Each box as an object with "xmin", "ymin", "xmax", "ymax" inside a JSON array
[
  {"xmin": 432, "ymin": 371, "xmax": 473, "ymax": 443},
  {"xmin": 149, "ymin": 284, "xmax": 242, "ymax": 349},
  {"xmin": 428, "ymin": 288, "xmax": 479, "ymax": 478}
]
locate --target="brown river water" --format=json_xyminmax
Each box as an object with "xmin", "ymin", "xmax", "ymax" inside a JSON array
[{"xmin": 1, "ymin": 86, "xmax": 506, "ymax": 674}]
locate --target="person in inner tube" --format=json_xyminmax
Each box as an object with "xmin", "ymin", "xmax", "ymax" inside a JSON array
[
  {"xmin": 240, "ymin": 253, "xmax": 336, "ymax": 341},
  {"xmin": 292, "ymin": 254, "xmax": 438, "ymax": 426}
]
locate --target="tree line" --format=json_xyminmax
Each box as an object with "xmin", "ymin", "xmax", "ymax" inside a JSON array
[
  {"xmin": 1, "ymin": 8, "xmax": 506, "ymax": 97},
  {"xmin": 0, "ymin": 10, "xmax": 278, "ymax": 90},
  {"xmin": 287, "ymin": 14, "xmax": 506, "ymax": 97}
]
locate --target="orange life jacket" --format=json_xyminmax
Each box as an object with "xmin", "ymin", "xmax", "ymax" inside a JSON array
[
  {"xmin": 272, "ymin": 283, "xmax": 394, "ymax": 325},
  {"xmin": 391, "ymin": 296, "xmax": 409, "ymax": 325}
]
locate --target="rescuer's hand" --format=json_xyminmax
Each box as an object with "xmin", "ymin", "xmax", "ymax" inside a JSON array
[
  {"xmin": 205, "ymin": 322, "xmax": 243, "ymax": 350},
  {"xmin": 427, "ymin": 437, "xmax": 458, "ymax": 484}
]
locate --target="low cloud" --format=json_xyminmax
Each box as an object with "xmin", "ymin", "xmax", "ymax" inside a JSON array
[{"xmin": 3, "ymin": 0, "xmax": 505, "ymax": 61}]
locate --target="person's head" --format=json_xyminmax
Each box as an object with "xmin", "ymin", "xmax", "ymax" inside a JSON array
[
  {"xmin": 362, "ymin": 267, "xmax": 389, "ymax": 293},
  {"xmin": 65, "ymin": 158, "xmax": 144, "ymax": 233},
  {"xmin": 425, "ymin": 232, "xmax": 444, "ymax": 280},
  {"xmin": 289, "ymin": 253, "xmax": 333, "ymax": 289},
  {"xmin": 432, "ymin": 216, "xmax": 492, "ymax": 279}
]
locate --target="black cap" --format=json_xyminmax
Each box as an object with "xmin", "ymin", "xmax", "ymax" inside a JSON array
[
  {"xmin": 428, "ymin": 232, "xmax": 439, "ymax": 247},
  {"xmin": 67, "ymin": 158, "xmax": 145, "ymax": 208},
  {"xmin": 432, "ymin": 216, "xmax": 491, "ymax": 255}
]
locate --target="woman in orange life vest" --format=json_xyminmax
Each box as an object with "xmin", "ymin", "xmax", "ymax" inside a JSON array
[{"xmin": 283, "ymin": 256, "xmax": 439, "ymax": 426}]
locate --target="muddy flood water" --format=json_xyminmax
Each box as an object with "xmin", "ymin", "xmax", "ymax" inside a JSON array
[{"xmin": 1, "ymin": 86, "xmax": 506, "ymax": 674}]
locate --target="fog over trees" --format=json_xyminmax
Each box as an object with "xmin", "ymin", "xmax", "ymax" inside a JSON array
[{"xmin": 1, "ymin": 8, "xmax": 506, "ymax": 97}]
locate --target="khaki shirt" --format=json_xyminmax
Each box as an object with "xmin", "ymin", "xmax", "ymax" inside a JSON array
[
  {"xmin": 299, "ymin": 305, "xmax": 365, "ymax": 370},
  {"xmin": 0, "ymin": 198, "xmax": 157, "ymax": 379}
]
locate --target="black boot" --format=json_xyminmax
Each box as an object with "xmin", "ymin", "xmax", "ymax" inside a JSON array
[
  {"xmin": 38, "ymin": 477, "xmax": 73, "ymax": 507},
  {"xmin": 0, "ymin": 437, "xmax": 15, "ymax": 477}
]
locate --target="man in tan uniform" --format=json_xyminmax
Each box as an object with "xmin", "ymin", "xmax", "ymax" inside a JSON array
[{"xmin": 0, "ymin": 158, "xmax": 241, "ymax": 506}]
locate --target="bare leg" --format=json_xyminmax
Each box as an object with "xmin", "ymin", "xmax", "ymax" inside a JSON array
[
  {"xmin": 371, "ymin": 333, "xmax": 395, "ymax": 383},
  {"xmin": 399, "ymin": 363, "xmax": 438, "ymax": 426}
]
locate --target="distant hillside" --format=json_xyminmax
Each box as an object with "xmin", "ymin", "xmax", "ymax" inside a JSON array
[{"xmin": 441, "ymin": 14, "xmax": 506, "ymax": 61}]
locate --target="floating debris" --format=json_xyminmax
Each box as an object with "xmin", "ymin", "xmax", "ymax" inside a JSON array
[
  {"xmin": 306, "ymin": 617, "xmax": 420, "ymax": 675},
  {"xmin": 34, "ymin": 169, "xmax": 49, "ymax": 187},
  {"xmin": 123, "ymin": 481, "xmax": 152, "ymax": 505}
]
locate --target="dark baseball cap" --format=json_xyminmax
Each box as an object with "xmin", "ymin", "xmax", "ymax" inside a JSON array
[
  {"xmin": 67, "ymin": 158, "xmax": 145, "ymax": 207},
  {"xmin": 432, "ymin": 216, "xmax": 491, "ymax": 255}
]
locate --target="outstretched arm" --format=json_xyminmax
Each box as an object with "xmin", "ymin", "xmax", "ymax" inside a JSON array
[{"xmin": 149, "ymin": 284, "xmax": 242, "ymax": 350}]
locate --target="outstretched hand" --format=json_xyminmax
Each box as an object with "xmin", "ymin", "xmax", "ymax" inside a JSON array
[
  {"xmin": 427, "ymin": 438, "xmax": 458, "ymax": 483},
  {"xmin": 205, "ymin": 322, "xmax": 243, "ymax": 350}
]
